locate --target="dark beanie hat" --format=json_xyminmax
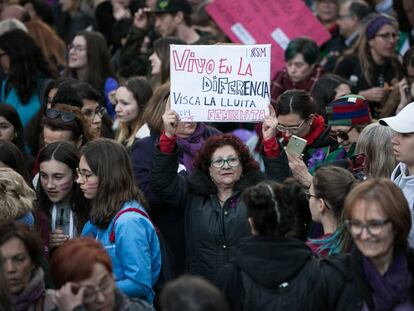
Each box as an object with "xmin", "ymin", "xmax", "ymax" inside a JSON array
[
  {"xmin": 326, "ymin": 95, "xmax": 372, "ymax": 126},
  {"xmin": 149, "ymin": 0, "xmax": 192, "ymax": 14},
  {"xmin": 366, "ymin": 15, "xmax": 394, "ymax": 40}
]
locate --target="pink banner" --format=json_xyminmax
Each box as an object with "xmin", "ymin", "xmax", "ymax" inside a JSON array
[{"xmin": 206, "ymin": 0, "xmax": 331, "ymax": 79}]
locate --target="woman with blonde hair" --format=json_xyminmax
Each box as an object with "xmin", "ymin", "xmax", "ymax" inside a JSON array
[
  {"xmin": 355, "ymin": 122, "xmax": 397, "ymax": 178},
  {"xmin": 0, "ymin": 167, "xmax": 35, "ymax": 226},
  {"xmin": 25, "ymin": 20, "xmax": 66, "ymax": 72}
]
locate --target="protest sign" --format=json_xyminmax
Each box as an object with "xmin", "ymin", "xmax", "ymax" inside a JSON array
[
  {"xmin": 170, "ymin": 44, "xmax": 271, "ymax": 123},
  {"xmin": 206, "ymin": 0, "xmax": 331, "ymax": 79}
]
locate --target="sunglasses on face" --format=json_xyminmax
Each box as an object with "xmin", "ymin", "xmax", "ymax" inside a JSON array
[
  {"xmin": 82, "ymin": 106, "xmax": 106, "ymax": 120},
  {"xmin": 330, "ymin": 127, "xmax": 354, "ymax": 141},
  {"xmin": 46, "ymin": 108, "xmax": 76, "ymax": 123}
]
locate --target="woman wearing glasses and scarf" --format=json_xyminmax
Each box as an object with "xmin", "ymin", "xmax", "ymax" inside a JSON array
[
  {"xmin": 334, "ymin": 13, "xmax": 402, "ymax": 118},
  {"xmin": 333, "ymin": 178, "xmax": 414, "ymax": 310},
  {"xmin": 287, "ymin": 94, "xmax": 372, "ymax": 188},
  {"xmin": 150, "ymin": 101, "xmax": 289, "ymax": 282}
]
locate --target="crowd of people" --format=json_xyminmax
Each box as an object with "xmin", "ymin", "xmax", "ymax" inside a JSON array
[{"xmin": 0, "ymin": 0, "xmax": 414, "ymax": 310}]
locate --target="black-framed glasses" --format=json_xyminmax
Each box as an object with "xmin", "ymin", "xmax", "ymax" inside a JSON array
[
  {"xmin": 276, "ymin": 119, "xmax": 308, "ymax": 134},
  {"xmin": 82, "ymin": 106, "xmax": 106, "ymax": 120},
  {"xmin": 336, "ymin": 14, "xmax": 353, "ymax": 20},
  {"xmin": 46, "ymin": 109, "xmax": 76, "ymax": 123},
  {"xmin": 375, "ymin": 32, "xmax": 399, "ymax": 41},
  {"xmin": 345, "ymin": 219, "xmax": 392, "ymax": 236},
  {"xmin": 330, "ymin": 127, "xmax": 354, "ymax": 141},
  {"xmin": 304, "ymin": 190, "xmax": 318, "ymax": 201},
  {"xmin": 210, "ymin": 157, "xmax": 240, "ymax": 169},
  {"xmin": 81, "ymin": 276, "xmax": 113, "ymax": 304},
  {"xmin": 68, "ymin": 43, "xmax": 86, "ymax": 53}
]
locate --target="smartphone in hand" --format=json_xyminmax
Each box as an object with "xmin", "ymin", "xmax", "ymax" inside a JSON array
[
  {"xmin": 347, "ymin": 153, "xmax": 368, "ymax": 173},
  {"xmin": 285, "ymin": 135, "xmax": 307, "ymax": 157}
]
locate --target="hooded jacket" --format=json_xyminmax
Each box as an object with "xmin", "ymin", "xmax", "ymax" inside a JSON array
[
  {"xmin": 150, "ymin": 147, "xmax": 289, "ymax": 281},
  {"xmin": 391, "ymin": 163, "xmax": 414, "ymax": 248},
  {"xmin": 214, "ymin": 236, "xmax": 352, "ymax": 311}
]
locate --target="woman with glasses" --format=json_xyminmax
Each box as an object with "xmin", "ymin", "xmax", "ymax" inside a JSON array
[
  {"xmin": 326, "ymin": 94, "xmax": 372, "ymax": 155},
  {"xmin": 338, "ymin": 178, "xmax": 414, "ymax": 310},
  {"xmin": 78, "ymin": 139, "xmax": 161, "ymax": 305},
  {"xmin": 131, "ymin": 83, "xmax": 221, "ymax": 275},
  {"xmin": 75, "ymin": 82, "xmax": 111, "ymax": 139},
  {"xmin": 273, "ymin": 89, "xmax": 338, "ymax": 175},
  {"xmin": 49, "ymin": 237, "xmax": 152, "ymax": 311},
  {"xmin": 305, "ymin": 166, "xmax": 356, "ymax": 256},
  {"xmin": 66, "ymin": 31, "xmax": 118, "ymax": 119},
  {"xmin": 334, "ymin": 13, "xmax": 402, "ymax": 118},
  {"xmin": 149, "ymin": 102, "xmax": 289, "ymax": 282},
  {"xmin": 0, "ymin": 29, "xmax": 57, "ymax": 128},
  {"xmin": 37, "ymin": 141, "xmax": 89, "ymax": 251},
  {"xmin": 114, "ymin": 77, "xmax": 153, "ymax": 148}
]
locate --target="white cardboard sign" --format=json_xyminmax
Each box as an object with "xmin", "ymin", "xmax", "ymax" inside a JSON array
[{"xmin": 170, "ymin": 44, "xmax": 271, "ymax": 122}]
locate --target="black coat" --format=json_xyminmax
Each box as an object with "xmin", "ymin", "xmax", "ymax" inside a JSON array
[
  {"xmin": 150, "ymin": 145, "xmax": 290, "ymax": 281},
  {"xmin": 214, "ymin": 236, "xmax": 356, "ymax": 311},
  {"xmin": 327, "ymin": 248, "xmax": 414, "ymax": 311},
  {"xmin": 131, "ymin": 127, "xmax": 221, "ymax": 275}
]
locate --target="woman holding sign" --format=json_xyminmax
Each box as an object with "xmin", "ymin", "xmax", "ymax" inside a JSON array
[{"xmin": 149, "ymin": 99, "xmax": 289, "ymax": 281}]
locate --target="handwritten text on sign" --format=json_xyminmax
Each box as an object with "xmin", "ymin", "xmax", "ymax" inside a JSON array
[{"xmin": 170, "ymin": 44, "xmax": 271, "ymax": 122}]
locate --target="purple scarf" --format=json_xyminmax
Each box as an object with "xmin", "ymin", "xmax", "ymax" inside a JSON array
[
  {"xmin": 13, "ymin": 268, "xmax": 45, "ymax": 311},
  {"xmin": 176, "ymin": 123, "xmax": 206, "ymax": 173},
  {"xmin": 362, "ymin": 252, "xmax": 412, "ymax": 311}
]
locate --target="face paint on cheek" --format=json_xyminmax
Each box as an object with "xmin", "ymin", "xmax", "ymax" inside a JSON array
[
  {"xmin": 58, "ymin": 180, "xmax": 73, "ymax": 192},
  {"xmin": 86, "ymin": 181, "xmax": 99, "ymax": 190}
]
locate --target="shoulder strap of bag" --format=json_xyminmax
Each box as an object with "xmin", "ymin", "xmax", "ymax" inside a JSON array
[{"xmin": 109, "ymin": 207, "xmax": 158, "ymax": 243}]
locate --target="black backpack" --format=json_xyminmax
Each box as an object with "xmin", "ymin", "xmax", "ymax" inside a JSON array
[{"xmin": 110, "ymin": 208, "xmax": 175, "ymax": 294}]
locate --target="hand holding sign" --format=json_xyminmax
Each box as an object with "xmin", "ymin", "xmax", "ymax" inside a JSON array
[
  {"xmin": 162, "ymin": 97, "xmax": 180, "ymax": 138},
  {"xmin": 262, "ymin": 104, "xmax": 278, "ymax": 141}
]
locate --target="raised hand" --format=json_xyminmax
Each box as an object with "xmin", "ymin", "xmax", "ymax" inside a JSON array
[
  {"xmin": 162, "ymin": 97, "xmax": 180, "ymax": 138},
  {"xmin": 359, "ymin": 87, "xmax": 385, "ymax": 103},
  {"xmin": 262, "ymin": 104, "xmax": 278, "ymax": 141},
  {"xmin": 134, "ymin": 8, "xmax": 150, "ymax": 30},
  {"xmin": 113, "ymin": 2, "xmax": 131, "ymax": 20},
  {"xmin": 53, "ymin": 283, "xmax": 85, "ymax": 311}
]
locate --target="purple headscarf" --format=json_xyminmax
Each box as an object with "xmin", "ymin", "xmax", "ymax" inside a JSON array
[{"xmin": 366, "ymin": 15, "xmax": 395, "ymax": 40}]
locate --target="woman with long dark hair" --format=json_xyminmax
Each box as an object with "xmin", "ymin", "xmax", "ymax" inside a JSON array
[
  {"xmin": 79, "ymin": 139, "xmax": 161, "ymax": 306},
  {"xmin": 0, "ymin": 29, "xmax": 57, "ymax": 128},
  {"xmin": 37, "ymin": 141, "xmax": 89, "ymax": 250},
  {"xmin": 334, "ymin": 13, "xmax": 402, "ymax": 118},
  {"xmin": 65, "ymin": 31, "xmax": 118, "ymax": 118}
]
